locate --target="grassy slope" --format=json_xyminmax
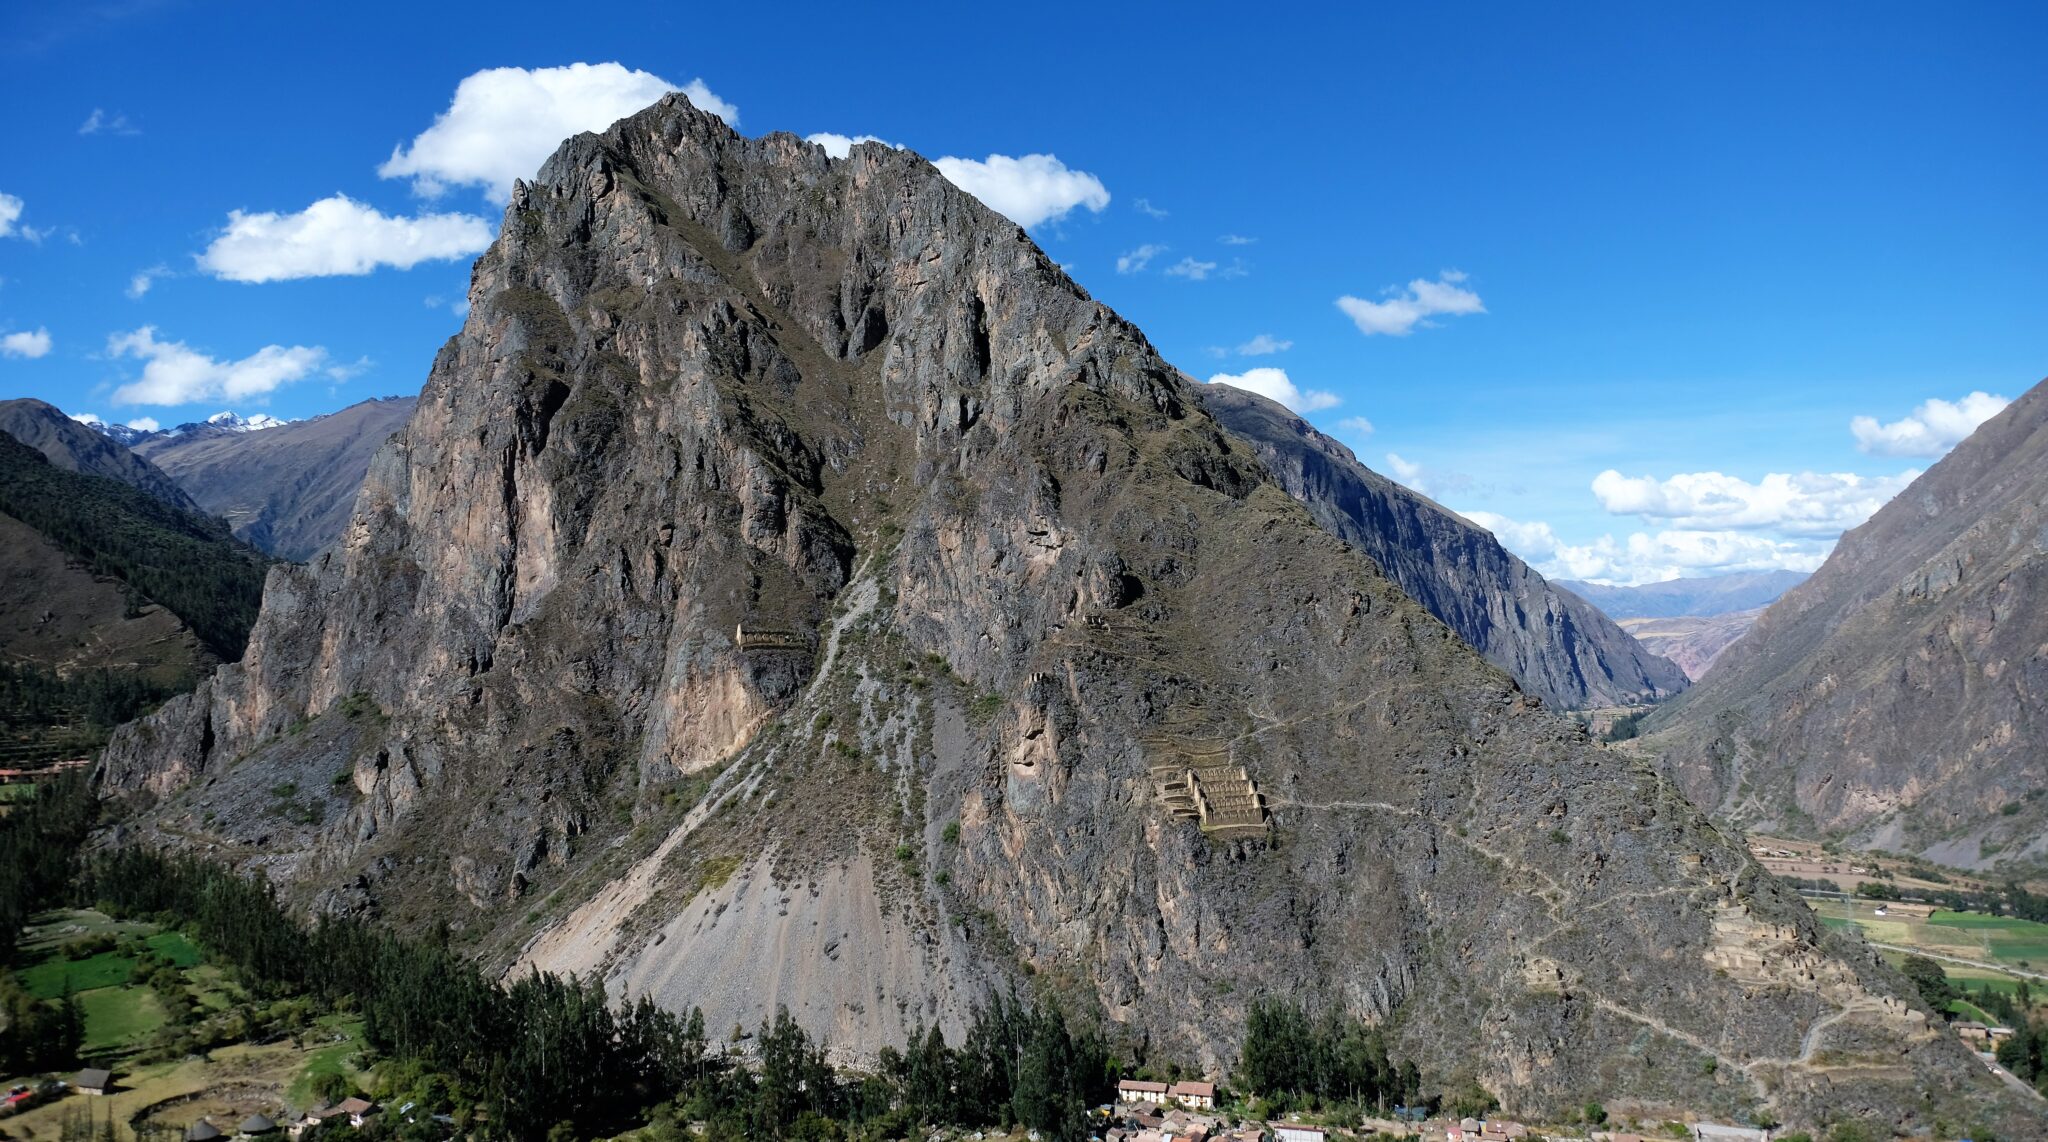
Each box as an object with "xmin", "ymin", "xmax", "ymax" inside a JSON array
[{"xmin": 0, "ymin": 433, "xmax": 269, "ymax": 660}]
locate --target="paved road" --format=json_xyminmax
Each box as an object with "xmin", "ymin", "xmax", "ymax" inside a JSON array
[{"xmin": 1865, "ymin": 941, "xmax": 2048, "ymax": 983}]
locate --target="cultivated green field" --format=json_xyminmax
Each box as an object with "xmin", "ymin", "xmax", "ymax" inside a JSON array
[
  {"xmin": 77, "ymin": 985, "xmax": 167, "ymax": 1053},
  {"xmin": 1808, "ymin": 895, "xmax": 2048, "ymax": 991},
  {"xmin": 0, "ymin": 910, "xmax": 371, "ymax": 1140}
]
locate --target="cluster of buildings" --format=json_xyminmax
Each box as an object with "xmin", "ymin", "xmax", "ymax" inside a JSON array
[
  {"xmin": 1954, "ymin": 1020, "xmax": 2016, "ymax": 1050},
  {"xmin": 1105, "ymin": 1083, "xmax": 1779, "ymax": 1142},
  {"xmin": 1108, "ymin": 1079, "xmax": 1299, "ymax": 1142},
  {"xmin": 178, "ymin": 1098, "xmax": 378, "ymax": 1140},
  {"xmin": 1117, "ymin": 1079, "xmax": 1218, "ymax": 1109}
]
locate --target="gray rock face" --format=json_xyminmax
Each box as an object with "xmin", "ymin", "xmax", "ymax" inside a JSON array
[
  {"xmin": 0, "ymin": 398, "xmax": 202, "ymax": 513},
  {"xmin": 1199, "ymin": 385, "xmax": 1687, "ymax": 710},
  {"xmin": 1644, "ymin": 380, "xmax": 2048, "ymax": 864},
  {"xmin": 97, "ymin": 95, "xmax": 2035, "ymax": 1132},
  {"xmin": 134, "ymin": 397, "xmax": 419, "ymax": 561}
]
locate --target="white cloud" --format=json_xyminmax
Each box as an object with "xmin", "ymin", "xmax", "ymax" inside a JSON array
[
  {"xmin": 1851, "ymin": 391, "xmax": 2009, "ymax": 458},
  {"xmin": 1219, "ymin": 234, "xmax": 1256, "ymax": 246},
  {"xmin": 125, "ymin": 416, "xmax": 161, "ymax": 432},
  {"xmin": 79, "ymin": 109, "xmax": 137, "ymax": 136},
  {"xmin": 1236, "ymin": 333, "xmax": 1291, "ymax": 356},
  {"xmin": 1117, "ymin": 244, "xmax": 1167, "ymax": 274},
  {"xmin": 1337, "ymin": 416, "xmax": 1375, "ymax": 437},
  {"xmin": 2, "ymin": 328, "xmax": 53, "ymax": 359},
  {"xmin": 1133, "ymin": 197, "xmax": 1169, "ymax": 219},
  {"xmin": 69, "ymin": 413, "xmax": 102, "ymax": 426},
  {"xmin": 0, "ymin": 193, "xmax": 25, "ymax": 239},
  {"xmin": 1336, "ymin": 269, "xmax": 1485, "ymax": 337},
  {"xmin": 198, "ymin": 194, "xmax": 494, "ymax": 283},
  {"xmin": 1385, "ymin": 452, "xmax": 1426, "ymax": 488},
  {"xmin": 324, "ymin": 356, "xmax": 374, "ymax": 381},
  {"xmin": 1165, "ymin": 257, "xmax": 1219, "ymax": 281},
  {"xmin": 931, "ymin": 153, "xmax": 1109, "ymax": 228},
  {"xmin": 1206, "ymin": 367, "xmax": 1339, "ymax": 414},
  {"xmin": 380, "ymin": 64, "xmax": 736, "ymax": 203},
  {"xmin": 106, "ymin": 326, "xmax": 331, "ymax": 406},
  {"xmin": 805, "ymin": 132, "xmax": 897, "ymax": 159},
  {"xmin": 1458, "ymin": 510, "xmax": 1828, "ymax": 586},
  {"xmin": 1591, "ymin": 467, "xmax": 1916, "ymax": 537},
  {"xmin": 127, "ymin": 264, "xmax": 168, "ymax": 299}
]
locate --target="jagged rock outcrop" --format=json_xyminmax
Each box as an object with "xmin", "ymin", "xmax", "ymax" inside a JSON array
[
  {"xmin": 134, "ymin": 397, "xmax": 419, "ymax": 560},
  {"xmin": 96, "ymin": 96, "xmax": 2036, "ymax": 1132},
  {"xmin": 0, "ymin": 398, "xmax": 202, "ymax": 513},
  {"xmin": 1644, "ymin": 380, "xmax": 2048, "ymax": 867},
  {"xmin": 1198, "ymin": 386, "xmax": 1687, "ymax": 709}
]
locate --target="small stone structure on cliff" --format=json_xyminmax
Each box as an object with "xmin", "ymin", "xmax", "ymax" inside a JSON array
[
  {"xmin": 1148, "ymin": 733, "xmax": 1270, "ymax": 840},
  {"xmin": 735, "ymin": 623, "xmax": 812, "ymax": 653}
]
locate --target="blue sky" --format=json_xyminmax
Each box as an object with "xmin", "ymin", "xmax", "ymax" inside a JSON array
[{"xmin": 0, "ymin": 1, "xmax": 2042, "ymax": 583}]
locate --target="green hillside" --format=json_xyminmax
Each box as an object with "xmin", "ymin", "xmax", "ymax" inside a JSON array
[{"xmin": 0, "ymin": 431, "xmax": 269, "ymax": 660}]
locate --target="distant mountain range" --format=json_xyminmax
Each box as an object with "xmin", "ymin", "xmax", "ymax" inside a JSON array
[
  {"xmin": 79, "ymin": 409, "xmax": 296, "ymax": 446},
  {"xmin": 84, "ymin": 397, "xmax": 417, "ymax": 561},
  {"xmin": 1645, "ymin": 377, "xmax": 2048, "ymax": 869},
  {"xmin": 1555, "ymin": 570, "xmax": 1809, "ymax": 618}
]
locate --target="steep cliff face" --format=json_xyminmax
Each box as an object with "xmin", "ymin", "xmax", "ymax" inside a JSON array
[
  {"xmin": 97, "ymin": 96, "xmax": 2033, "ymax": 1131},
  {"xmin": 134, "ymin": 397, "xmax": 419, "ymax": 561},
  {"xmin": 0, "ymin": 398, "xmax": 202, "ymax": 513},
  {"xmin": 1199, "ymin": 386, "xmax": 1687, "ymax": 710},
  {"xmin": 1644, "ymin": 381, "xmax": 2048, "ymax": 867}
]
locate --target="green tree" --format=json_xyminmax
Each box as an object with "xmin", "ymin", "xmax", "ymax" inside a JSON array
[{"xmin": 1898, "ymin": 954, "xmax": 1954, "ymax": 1011}]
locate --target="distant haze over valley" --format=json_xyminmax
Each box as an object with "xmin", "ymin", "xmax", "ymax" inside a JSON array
[{"xmin": 1555, "ymin": 570, "xmax": 1810, "ymax": 619}]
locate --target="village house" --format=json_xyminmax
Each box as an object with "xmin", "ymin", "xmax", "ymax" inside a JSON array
[
  {"xmin": 1118, "ymin": 1078, "xmax": 1171, "ymax": 1105},
  {"xmin": 236, "ymin": 1112, "xmax": 279, "ymax": 1138},
  {"xmin": 184, "ymin": 1122, "xmax": 223, "ymax": 1142},
  {"xmin": 1270, "ymin": 1124, "xmax": 1326, "ymax": 1142},
  {"xmin": 72, "ymin": 1068, "xmax": 112, "ymax": 1096},
  {"xmin": 1168, "ymin": 1079, "xmax": 1217, "ymax": 1109},
  {"xmin": 292, "ymin": 1097, "xmax": 380, "ymax": 1136},
  {"xmin": 1692, "ymin": 1124, "xmax": 1771, "ymax": 1142}
]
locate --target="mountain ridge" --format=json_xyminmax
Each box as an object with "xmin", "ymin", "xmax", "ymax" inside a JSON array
[
  {"xmin": 1197, "ymin": 384, "xmax": 1688, "ymax": 709},
  {"xmin": 1643, "ymin": 378, "xmax": 2048, "ymax": 868},
  {"xmin": 132, "ymin": 396, "xmax": 419, "ymax": 560},
  {"xmin": 0, "ymin": 398, "xmax": 203, "ymax": 513},
  {"xmin": 93, "ymin": 95, "xmax": 2031, "ymax": 1131}
]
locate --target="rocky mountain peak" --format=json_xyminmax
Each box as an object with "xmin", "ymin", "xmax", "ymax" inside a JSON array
[
  {"xmin": 202, "ymin": 410, "xmax": 294, "ymax": 432},
  {"xmin": 93, "ymin": 94, "xmax": 2038, "ymax": 1132}
]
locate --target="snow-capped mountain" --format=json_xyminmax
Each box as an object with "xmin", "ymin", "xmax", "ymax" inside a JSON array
[
  {"xmin": 68, "ymin": 412, "xmax": 160, "ymax": 446},
  {"xmin": 75, "ymin": 409, "xmax": 297, "ymax": 445},
  {"xmin": 203, "ymin": 411, "xmax": 294, "ymax": 433}
]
